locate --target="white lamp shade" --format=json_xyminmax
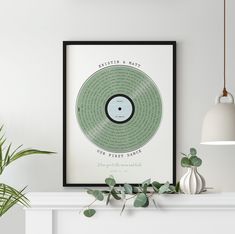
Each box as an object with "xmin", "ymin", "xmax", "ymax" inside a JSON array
[{"xmin": 201, "ymin": 102, "xmax": 235, "ymax": 145}]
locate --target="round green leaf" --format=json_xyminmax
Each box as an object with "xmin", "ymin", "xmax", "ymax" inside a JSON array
[
  {"xmin": 141, "ymin": 178, "xmax": 151, "ymax": 187},
  {"xmin": 83, "ymin": 209, "xmax": 96, "ymax": 217},
  {"xmin": 190, "ymin": 156, "xmax": 202, "ymax": 167},
  {"xmin": 152, "ymin": 181, "xmax": 161, "ymax": 191},
  {"xmin": 111, "ymin": 189, "xmax": 121, "ymax": 200},
  {"xmin": 143, "ymin": 183, "xmax": 148, "ymax": 194},
  {"xmin": 119, "ymin": 186, "xmax": 126, "ymax": 200},
  {"xmin": 105, "ymin": 177, "xmax": 116, "ymax": 187},
  {"xmin": 181, "ymin": 157, "xmax": 191, "ymax": 167},
  {"xmin": 190, "ymin": 148, "xmax": 197, "ymax": 156},
  {"xmin": 169, "ymin": 185, "xmax": 176, "ymax": 193},
  {"xmin": 124, "ymin": 184, "xmax": 133, "ymax": 194},
  {"xmin": 132, "ymin": 186, "xmax": 139, "ymax": 193},
  {"xmin": 142, "ymin": 198, "xmax": 149, "ymax": 207},
  {"xmin": 92, "ymin": 190, "xmax": 104, "ymax": 201},
  {"xmin": 175, "ymin": 181, "xmax": 180, "ymax": 193},
  {"xmin": 87, "ymin": 189, "xmax": 93, "ymax": 195},
  {"xmin": 134, "ymin": 193, "xmax": 147, "ymax": 207},
  {"xmin": 159, "ymin": 182, "xmax": 170, "ymax": 194}
]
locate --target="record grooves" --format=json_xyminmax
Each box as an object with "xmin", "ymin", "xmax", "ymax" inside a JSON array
[{"xmin": 76, "ymin": 65, "xmax": 162, "ymax": 153}]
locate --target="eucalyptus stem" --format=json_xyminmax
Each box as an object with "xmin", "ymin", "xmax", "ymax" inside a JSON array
[
  {"xmin": 83, "ymin": 148, "xmax": 202, "ymax": 217},
  {"xmin": 83, "ymin": 176, "xmax": 179, "ymax": 217},
  {"xmin": 80, "ymin": 198, "xmax": 97, "ymax": 213},
  {"xmin": 126, "ymin": 194, "xmax": 137, "ymax": 201},
  {"xmin": 88, "ymin": 199, "xmax": 97, "ymax": 208}
]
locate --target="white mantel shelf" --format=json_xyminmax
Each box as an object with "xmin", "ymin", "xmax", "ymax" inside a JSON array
[
  {"xmin": 25, "ymin": 192, "xmax": 235, "ymax": 234},
  {"xmin": 26, "ymin": 192, "xmax": 235, "ymax": 210}
]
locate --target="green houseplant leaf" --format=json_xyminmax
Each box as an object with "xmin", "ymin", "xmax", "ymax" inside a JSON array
[
  {"xmin": 0, "ymin": 183, "xmax": 29, "ymax": 217},
  {"xmin": 9, "ymin": 149, "xmax": 54, "ymax": 164},
  {"xmin": 0, "ymin": 125, "xmax": 55, "ymax": 217}
]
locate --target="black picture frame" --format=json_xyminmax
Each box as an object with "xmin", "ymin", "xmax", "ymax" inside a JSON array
[{"xmin": 63, "ymin": 41, "xmax": 176, "ymax": 187}]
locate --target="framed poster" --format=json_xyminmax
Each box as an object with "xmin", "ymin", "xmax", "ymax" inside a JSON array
[{"xmin": 63, "ymin": 41, "xmax": 176, "ymax": 186}]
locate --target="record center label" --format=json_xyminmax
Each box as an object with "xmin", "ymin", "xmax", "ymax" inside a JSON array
[{"xmin": 105, "ymin": 94, "xmax": 135, "ymax": 123}]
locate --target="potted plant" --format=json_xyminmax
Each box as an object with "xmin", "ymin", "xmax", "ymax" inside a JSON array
[
  {"xmin": 180, "ymin": 148, "xmax": 205, "ymax": 194},
  {"xmin": 0, "ymin": 126, "xmax": 54, "ymax": 217}
]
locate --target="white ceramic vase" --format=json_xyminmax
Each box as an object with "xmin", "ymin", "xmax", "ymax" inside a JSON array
[{"xmin": 180, "ymin": 166, "xmax": 205, "ymax": 194}]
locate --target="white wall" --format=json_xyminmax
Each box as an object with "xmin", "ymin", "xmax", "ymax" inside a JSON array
[{"xmin": 0, "ymin": 0, "xmax": 235, "ymax": 233}]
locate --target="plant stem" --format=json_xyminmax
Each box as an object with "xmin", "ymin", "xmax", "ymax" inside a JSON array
[
  {"xmin": 147, "ymin": 191, "xmax": 155, "ymax": 199},
  {"xmin": 88, "ymin": 199, "xmax": 97, "ymax": 208},
  {"xmin": 79, "ymin": 199, "xmax": 97, "ymax": 214},
  {"xmin": 126, "ymin": 194, "xmax": 137, "ymax": 201}
]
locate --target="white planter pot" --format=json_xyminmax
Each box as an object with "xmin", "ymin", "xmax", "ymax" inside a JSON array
[{"xmin": 180, "ymin": 166, "xmax": 205, "ymax": 194}]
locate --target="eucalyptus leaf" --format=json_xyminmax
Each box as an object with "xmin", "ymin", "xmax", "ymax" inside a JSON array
[
  {"xmin": 92, "ymin": 190, "xmax": 104, "ymax": 201},
  {"xmin": 83, "ymin": 209, "xmax": 96, "ymax": 217},
  {"xmin": 142, "ymin": 197, "xmax": 149, "ymax": 207},
  {"xmin": 152, "ymin": 186, "xmax": 158, "ymax": 193},
  {"xmin": 181, "ymin": 157, "xmax": 191, "ymax": 167},
  {"xmin": 106, "ymin": 193, "xmax": 111, "ymax": 205},
  {"xmin": 134, "ymin": 193, "xmax": 147, "ymax": 207},
  {"xmin": 119, "ymin": 186, "xmax": 126, "ymax": 200},
  {"xmin": 84, "ymin": 173, "xmax": 206, "ymax": 218},
  {"xmin": 152, "ymin": 181, "xmax": 162, "ymax": 192},
  {"xmin": 159, "ymin": 182, "xmax": 170, "ymax": 194},
  {"xmin": 190, "ymin": 156, "xmax": 202, "ymax": 167},
  {"xmin": 175, "ymin": 181, "xmax": 180, "ymax": 193},
  {"xmin": 190, "ymin": 148, "xmax": 197, "ymax": 156},
  {"xmin": 169, "ymin": 185, "xmax": 176, "ymax": 193},
  {"xmin": 143, "ymin": 184, "xmax": 148, "ymax": 194},
  {"xmin": 132, "ymin": 186, "xmax": 139, "ymax": 193},
  {"xmin": 101, "ymin": 190, "xmax": 110, "ymax": 194},
  {"xmin": 124, "ymin": 183, "xmax": 132, "ymax": 194},
  {"xmin": 111, "ymin": 189, "xmax": 121, "ymax": 200},
  {"xmin": 105, "ymin": 177, "xmax": 116, "ymax": 187},
  {"xmin": 87, "ymin": 189, "xmax": 93, "ymax": 195},
  {"xmin": 141, "ymin": 178, "xmax": 151, "ymax": 187}
]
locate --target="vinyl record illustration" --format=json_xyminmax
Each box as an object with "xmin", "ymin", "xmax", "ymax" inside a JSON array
[{"xmin": 76, "ymin": 65, "xmax": 162, "ymax": 153}]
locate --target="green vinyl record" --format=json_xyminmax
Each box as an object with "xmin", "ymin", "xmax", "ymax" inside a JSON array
[{"xmin": 76, "ymin": 65, "xmax": 162, "ymax": 153}]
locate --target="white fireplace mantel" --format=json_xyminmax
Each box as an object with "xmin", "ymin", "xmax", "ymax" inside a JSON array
[{"xmin": 25, "ymin": 192, "xmax": 235, "ymax": 234}]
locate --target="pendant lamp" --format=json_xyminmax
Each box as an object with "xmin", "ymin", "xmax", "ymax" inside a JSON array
[{"xmin": 201, "ymin": 0, "xmax": 235, "ymax": 145}]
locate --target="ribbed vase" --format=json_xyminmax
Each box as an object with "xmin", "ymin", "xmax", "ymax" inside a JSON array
[{"xmin": 180, "ymin": 166, "xmax": 205, "ymax": 194}]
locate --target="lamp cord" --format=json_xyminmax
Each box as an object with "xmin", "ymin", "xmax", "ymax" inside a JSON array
[{"xmin": 223, "ymin": 0, "xmax": 228, "ymax": 96}]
